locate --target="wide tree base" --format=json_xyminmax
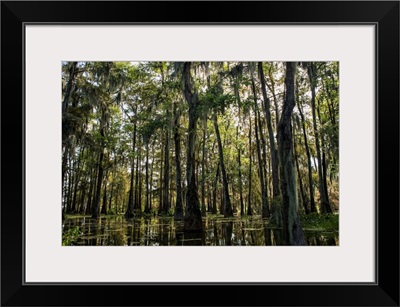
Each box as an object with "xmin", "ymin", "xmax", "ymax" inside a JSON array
[
  {"xmin": 183, "ymin": 216, "xmax": 203, "ymax": 232},
  {"xmin": 174, "ymin": 211, "xmax": 184, "ymax": 220}
]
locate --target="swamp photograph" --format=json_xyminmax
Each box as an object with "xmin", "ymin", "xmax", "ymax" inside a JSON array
[{"xmin": 62, "ymin": 61, "xmax": 339, "ymax": 246}]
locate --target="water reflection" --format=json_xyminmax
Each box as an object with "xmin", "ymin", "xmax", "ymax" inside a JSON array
[{"xmin": 62, "ymin": 215, "xmax": 339, "ymax": 246}]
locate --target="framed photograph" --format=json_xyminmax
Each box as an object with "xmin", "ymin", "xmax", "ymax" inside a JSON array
[{"xmin": 1, "ymin": 1, "xmax": 399, "ymax": 306}]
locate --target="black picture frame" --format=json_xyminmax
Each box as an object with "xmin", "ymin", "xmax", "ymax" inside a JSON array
[{"xmin": 1, "ymin": 1, "xmax": 399, "ymax": 306}]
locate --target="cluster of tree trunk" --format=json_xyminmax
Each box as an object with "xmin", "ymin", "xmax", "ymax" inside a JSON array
[{"xmin": 62, "ymin": 61, "xmax": 338, "ymax": 245}]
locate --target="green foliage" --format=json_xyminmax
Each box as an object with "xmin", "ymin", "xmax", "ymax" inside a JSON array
[
  {"xmin": 167, "ymin": 207, "xmax": 175, "ymax": 217},
  {"xmin": 107, "ymin": 208, "xmax": 117, "ymax": 215},
  {"xmin": 139, "ymin": 118, "xmax": 165, "ymax": 143},
  {"xmin": 199, "ymin": 83, "xmax": 235, "ymax": 114},
  {"xmin": 300, "ymin": 213, "xmax": 339, "ymax": 231},
  {"xmin": 207, "ymin": 213, "xmax": 225, "ymax": 220},
  {"xmin": 62, "ymin": 226, "xmax": 81, "ymax": 246}
]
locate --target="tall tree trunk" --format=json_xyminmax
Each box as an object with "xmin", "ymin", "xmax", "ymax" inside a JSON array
[
  {"xmin": 251, "ymin": 75, "xmax": 269, "ymax": 218},
  {"xmin": 86, "ymin": 164, "xmax": 95, "ymax": 215},
  {"xmin": 307, "ymin": 63, "xmax": 331, "ymax": 213},
  {"xmin": 258, "ymin": 115, "xmax": 269, "ymax": 201},
  {"xmin": 90, "ymin": 166, "xmax": 99, "ymax": 215},
  {"xmin": 134, "ymin": 146, "xmax": 141, "ymax": 214},
  {"xmin": 278, "ymin": 62, "xmax": 305, "ymax": 245},
  {"xmin": 182, "ymin": 62, "xmax": 203, "ymax": 231},
  {"xmin": 61, "ymin": 62, "xmax": 78, "ymax": 213},
  {"xmin": 108, "ymin": 156, "xmax": 117, "ymax": 212},
  {"xmin": 233, "ymin": 78, "xmax": 245, "ymax": 216},
  {"xmin": 125, "ymin": 119, "xmax": 137, "ymax": 218},
  {"xmin": 169, "ymin": 179, "xmax": 174, "ymax": 211},
  {"xmin": 322, "ymin": 75, "xmax": 339, "ymax": 172},
  {"xmin": 238, "ymin": 141, "xmax": 244, "ymax": 216},
  {"xmin": 322, "ymin": 77, "xmax": 337, "ymax": 129},
  {"xmin": 78, "ymin": 182, "xmax": 86, "ymax": 214},
  {"xmin": 323, "ymin": 65, "xmax": 338, "ymax": 132},
  {"xmin": 150, "ymin": 140, "xmax": 155, "ymax": 212},
  {"xmin": 62, "ymin": 146, "xmax": 69, "ymax": 202},
  {"xmin": 293, "ymin": 130, "xmax": 309, "ymax": 214},
  {"xmin": 259, "ymin": 113, "xmax": 271, "ymax": 217},
  {"xmin": 297, "ymin": 98, "xmax": 317, "ymax": 213},
  {"xmin": 266, "ymin": 63, "xmax": 280, "ymax": 129},
  {"xmin": 212, "ymin": 162, "xmax": 220, "ymax": 214},
  {"xmin": 144, "ymin": 141, "xmax": 150, "ymax": 214},
  {"xmin": 92, "ymin": 111, "xmax": 106, "ymax": 219},
  {"xmin": 213, "ymin": 113, "xmax": 233, "ymax": 218},
  {"xmin": 316, "ymin": 98, "xmax": 332, "ymax": 212},
  {"xmin": 62, "ymin": 62, "xmax": 78, "ymax": 116},
  {"xmin": 92, "ymin": 149, "xmax": 104, "ymax": 219},
  {"xmin": 258, "ymin": 62, "xmax": 280, "ymax": 198},
  {"xmin": 322, "ymin": 150, "xmax": 330, "ymax": 205},
  {"xmin": 115, "ymin": 186, "xmax": 119, "ymax": 215},
  {"xmin": 71, "ymin": 147, "xmax": 85, "ymax": 213},
  {"xmin": 163, "ymin": 112, "xmax": 171, "ymax": 214},
  {"xmin": 207, "ymin": 189, "xmax": 212, "ymax": 213},
  {"xmin": 201, "ymin": 114, "xmax": 207, "ymax": 217},
  {"xmin": 101, "ymin": 175, "xmax": 108, "ymax": 215},
  {"xmin": 108, "ymin": 177, "xmax": 114, "ymax": 212},
  {"xmin": 173, "ymin": 102, "xmax": 184, "ymax": 220},
  {"xmin": 138, "ymin": 158, "xmax": 143, "ymax": 213},
  {"xmin": 66, "ymin": 157, "xmax": 74, "ymax": 213},
  {"xmin": 247, "ymin": 113, "xmax": 253, "ymax": 216},
  {"xmin": 158, "ymin": 137, "xmax": 165, "ymax": 214}
]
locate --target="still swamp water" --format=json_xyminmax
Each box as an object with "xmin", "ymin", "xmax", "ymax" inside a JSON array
[{"xmin": 62, "ymin": 215, "xmax": 338, "ymax": 246}]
